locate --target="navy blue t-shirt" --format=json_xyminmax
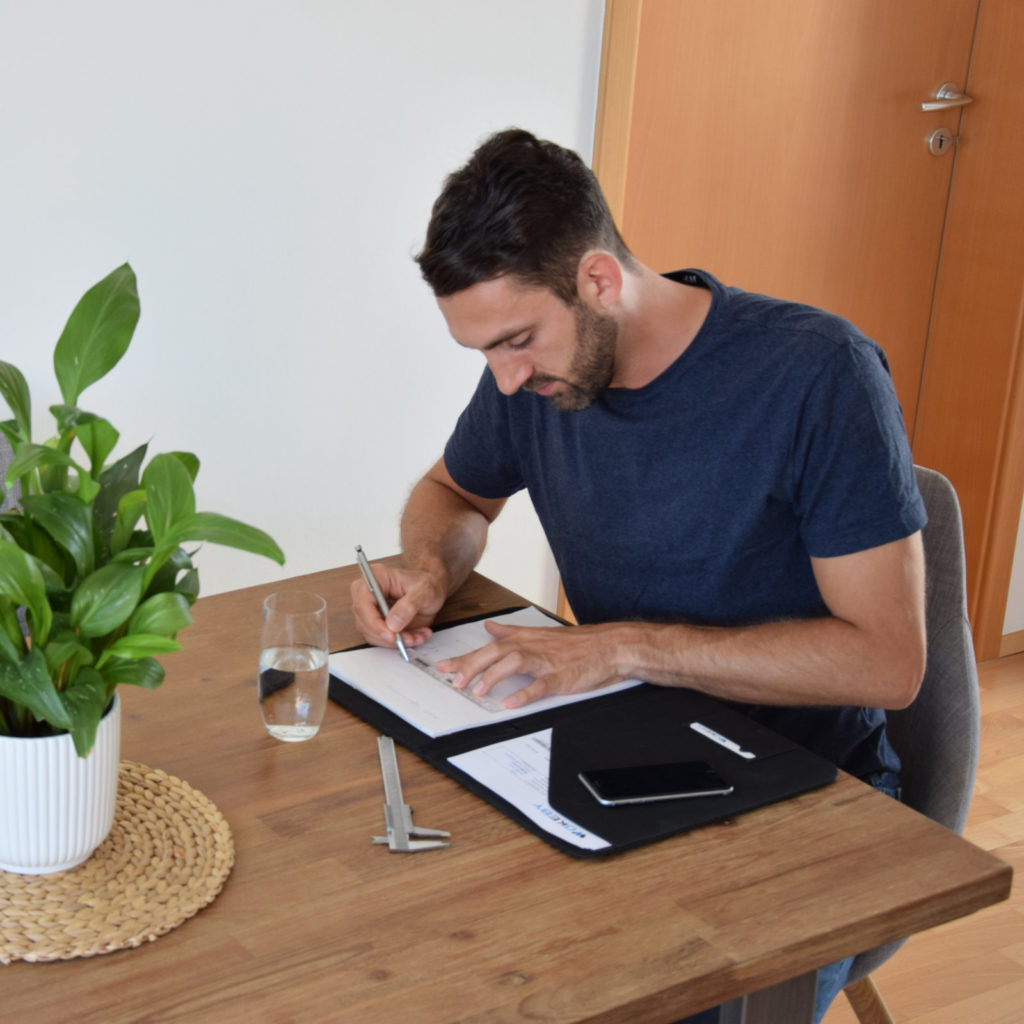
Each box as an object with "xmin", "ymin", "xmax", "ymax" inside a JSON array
[{"xmin": 443, "ymin": 269, "xmax": 926, "ymax": 778}]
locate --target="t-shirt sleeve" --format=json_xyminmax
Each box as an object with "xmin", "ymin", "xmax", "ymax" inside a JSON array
[
  {"xmin": 789, "ymin": 340, "xmax": 927, "ymax": 558},
  {"xmin": 443, "ymin": 368, "xmax": 527, "ymax": 500}
]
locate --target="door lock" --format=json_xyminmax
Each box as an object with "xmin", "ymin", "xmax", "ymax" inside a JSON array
[{"xmin": 927, "ymin": 129, "xmax": 957, "ymax": 156}]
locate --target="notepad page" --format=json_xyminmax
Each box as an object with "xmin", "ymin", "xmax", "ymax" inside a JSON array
[{"xmin": 328, "ymin": 606, "xmax": 642, "ymax": 738}]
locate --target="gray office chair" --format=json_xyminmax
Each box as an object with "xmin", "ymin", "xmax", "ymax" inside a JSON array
[{"xmin": 842, "ymin": 466, "xmax": 980, "ymax": 1023}]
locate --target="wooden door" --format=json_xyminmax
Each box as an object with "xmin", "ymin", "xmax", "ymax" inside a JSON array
[
  {"xmin": 594, "ymin": 0, "xmax": 1024, "ymax": 657},
  {"xmin": 597, "ymin": 0, "xmax": 976, "ymax": 433},
  {"xmin": 910, "ymin": 0, "xmax": 1024, "ymax": 658}
]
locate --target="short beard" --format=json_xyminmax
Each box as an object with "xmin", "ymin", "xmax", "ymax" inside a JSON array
[{"xmin": 529, "ymin": 301, "xmax": 617, "ymax": 412}]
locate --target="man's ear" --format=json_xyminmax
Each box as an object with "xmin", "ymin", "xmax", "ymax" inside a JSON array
[{"xmin": 576, "ymin": 251, "xmax": 623, "ymax": 310}]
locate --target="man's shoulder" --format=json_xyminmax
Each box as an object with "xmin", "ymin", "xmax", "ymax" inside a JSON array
[{"xmin": 682, "ymin": 269, "xmax": 886, "ymax": 369}]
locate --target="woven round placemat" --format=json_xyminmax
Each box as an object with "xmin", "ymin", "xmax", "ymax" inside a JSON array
[{"xmin": 0, "ymin": 760, "xmax": 234, "ymax": 964}]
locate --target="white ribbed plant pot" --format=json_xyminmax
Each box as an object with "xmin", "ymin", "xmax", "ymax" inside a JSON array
[{"xmin": 0, "ymin": 694, "xmax": 121, "ymax": 875}]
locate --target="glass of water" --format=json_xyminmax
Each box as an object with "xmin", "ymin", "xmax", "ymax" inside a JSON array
[{"xmin": 258, "ymin": 591, "xmax": 329, "ymax": 741}]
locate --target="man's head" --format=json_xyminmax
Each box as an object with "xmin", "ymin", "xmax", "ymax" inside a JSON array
[
  {"xmin": 416, "ymin": 128, "xmax": 635, "ymax": 304},
  {"xmin": 419, "ymin": 130, "xmax": 635, "ymax": 410}
]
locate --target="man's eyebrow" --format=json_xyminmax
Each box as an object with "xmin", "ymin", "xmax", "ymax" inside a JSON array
[
  {"xmin": 478, "ymin": 326, "xmax": 532, "ymax": 352},
  {"xmin": 455, "ymin": 325, "xmax": 533, "ymax": 351}
]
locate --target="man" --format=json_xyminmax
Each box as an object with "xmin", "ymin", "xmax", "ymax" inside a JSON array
[{"xmin": 351, "ymin": 128, "xmax": 926, "ymax": 1022}]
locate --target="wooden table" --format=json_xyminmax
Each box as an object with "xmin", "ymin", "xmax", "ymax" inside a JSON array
[{"xmin": 4, "ymin": 564, "xmax": 1012, "ymax": 1023}]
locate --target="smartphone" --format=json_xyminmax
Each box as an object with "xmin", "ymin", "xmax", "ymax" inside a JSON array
[{"xmin": 578, "ymin": 760, "xmax": 734, "ymax": 806}]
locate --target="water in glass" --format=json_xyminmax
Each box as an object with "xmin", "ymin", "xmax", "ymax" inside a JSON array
[
  {"xmin": 259, "ymin": 590, "xmax": 329, "ymax": 741},
  {"xmin": 258, "ymin": 645, "xmax": 329, "ymax": 740}
]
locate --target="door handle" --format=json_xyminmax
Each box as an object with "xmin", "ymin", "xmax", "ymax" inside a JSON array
[{"xmin": 920, "ymin": 82, "xmax": 973, "ymax": 112}]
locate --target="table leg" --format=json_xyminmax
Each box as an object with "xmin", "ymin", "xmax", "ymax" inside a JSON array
[{"xmin": 719, "ymin": 969, "xmax": 817, "ymax": 1023}]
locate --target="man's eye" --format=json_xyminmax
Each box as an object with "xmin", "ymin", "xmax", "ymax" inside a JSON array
[{"xmin": 506, "ymin": 335, "xmax": 531, "ymax": 351}]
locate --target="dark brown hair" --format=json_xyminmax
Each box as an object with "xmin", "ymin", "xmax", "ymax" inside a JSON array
[{"xmin": 416, "ymin": 128, "xmax": 634, "ymax": 303}]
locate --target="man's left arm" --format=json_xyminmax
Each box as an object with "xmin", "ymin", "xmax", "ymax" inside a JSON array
[{"xmin": 441, "ymin": 532, "xmax": 926, "ymax": 710}]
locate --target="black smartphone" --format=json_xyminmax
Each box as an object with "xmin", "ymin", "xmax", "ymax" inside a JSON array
[{"xmin": 578, "ymin": 760, "xmax": 734, "ymax": 806}]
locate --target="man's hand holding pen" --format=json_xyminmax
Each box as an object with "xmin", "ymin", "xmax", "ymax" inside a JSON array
[{"xmin": 350, "ymin": 553, "xmax": 445, "ymax": 654}]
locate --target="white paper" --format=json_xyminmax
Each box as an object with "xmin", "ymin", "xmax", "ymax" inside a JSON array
[
  {"xmin": 448, "ymin": 729, "xmax": 610, "ymax": 851},
  {"xmin": 329, "ymin": 606, "xmax": 641, "ymax": 738}
]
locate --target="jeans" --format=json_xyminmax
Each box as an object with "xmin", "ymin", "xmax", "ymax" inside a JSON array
[{"xmin": 673, "ymin": 771, "xmax": 902, "ymax": 1024}]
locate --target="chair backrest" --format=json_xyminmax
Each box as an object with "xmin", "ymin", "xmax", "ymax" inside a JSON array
[
  {"xmin": 846, "ymin": 465, "xmax": 980, "ymax": 983},
  {"xmin": 888, "ymin": 465, "xmax": 980, "ymax": 832}
]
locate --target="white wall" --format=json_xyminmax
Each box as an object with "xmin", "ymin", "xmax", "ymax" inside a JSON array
[{"xmin": 1, "ymin": 1, "xmax": 606, "ymax": 611}]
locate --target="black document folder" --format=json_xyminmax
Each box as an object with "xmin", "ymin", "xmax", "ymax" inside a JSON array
[{"xmin": 329, "ymin": 627, "xmax": 838, "ymax": 858}]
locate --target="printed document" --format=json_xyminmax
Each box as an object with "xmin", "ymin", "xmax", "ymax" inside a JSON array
[
  {"xmin": 329, "ymin": 606, "xmax": 641, "ymax": 738},
  {"xmin": 449, "ymin": 729, "xmax": 610, "ymax": 851}
]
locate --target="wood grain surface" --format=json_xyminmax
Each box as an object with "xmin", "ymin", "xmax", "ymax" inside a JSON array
[{"xmin": 2, "ymin": 563, "xmax": 1011, "ymax": 1023}]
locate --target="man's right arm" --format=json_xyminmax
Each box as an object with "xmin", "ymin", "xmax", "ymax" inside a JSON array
[{"xmin": 350, "ymin": 457, "xmax": 506, "ymax": 649}]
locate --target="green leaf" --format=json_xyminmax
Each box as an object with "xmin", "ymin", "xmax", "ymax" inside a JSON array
[
  {"xmin": 76, "ymin": 474, "xmax": 101, "ymax": 505},
  {"xmin": 171, "ymin": 451, "xmax": 200, "ymax": 482},
  {"xmin": 143, "ymin": 544, "xmax": 195, "ymax": 598},
  {"xmin": 59, "ymin": 668, "xmax": 109, "ymax": 756},
  {"xmin": 94, "ymin": 443, "xmax": 145, "ymax": 554},
  {"xmin": 0, "ymin": 513, "xmax": 27, "ymax": 548},
  {"xmin": 0, "ymin": 419, "xmax": 23, "ymax": 452},
  {"xmin": 0, "ymin": 539, "xmax": 53, "ymax": 645},
  {"xmin": 36, "ymin": 551, "xmax": 70, "ymax": 597},
  {"xmin": 99, "ymin": 443, "xmax": 147, "ymax": 490},
  {"xmin": 0, "ymin": 513, "xmax": 68, "ymax": 585},
  {"xmin": 74, "ymin": 416, "xmax": 120, "ymax": 475},
  {"xmin": 128, "ymin": 590, "xmax": 193, "ymax": 636},
  {"xmin": 142, "ymin": 452, "xmax": 195, "ymax": 543},
  {"xmin": 70, "ymin": 562, "xmax": 145, "ymax": 638},
  {"xmin": 111, "ymin": 489, "xmax": 148, "ymax": 555},
  {"xmin": 6, "ymin": 442, "xmax": 99, "ymax": 503},
  {"xmin": 165, "ymin": 512, "xmax": 285, "ymax": 565},
  {"xmin": 0, "ymin": 648, "xmax": 72, "ymax": 731},
  {"xmin": 97, "ymin": 633, "xmax": 181, "ymax": 665},
  {"xmin": 101, "ymin": 655, "xmax": 165, "ymax": 690},
  {"xmin": 0, "ymin": 599, "xmax": 25, "ymax": 663},
  {"xmin": 54, "ymin": 263, "xmax": 140, "ymax": 406},
  {"xmin": 40, "ymin": 633, "xmax": 95, "ymax": 680},
  {"xmin": 6, "ymin": 442, "xmax": 76, "ymax": 486},
  {"xmin": 111, "ymin": 545, "xmax": 155, "ymax": 564},
  {"xmin": 175, "ymin": 566, "xmax": 200, "ymax": 603},
  {"xmin": 20, "ymin": 492, "xmax": 95, "ymax": 579},
  {"xmin": 0, "ymin": 362, "xmax": 31, "ymax": 438},
  {"xmin": 50, "ymin": 403, "xmax": 98, "ymax": 435}
]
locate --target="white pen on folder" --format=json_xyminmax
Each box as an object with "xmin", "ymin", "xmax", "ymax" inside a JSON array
[
  {"xmin": 355, "ymin": 545, "xmax": 410, "ymax": 662},
  {"xmin": 690, "ymin": 721, "xmax": 756, "ymax": 760}
]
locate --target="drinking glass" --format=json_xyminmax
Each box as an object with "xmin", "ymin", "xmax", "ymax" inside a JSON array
[{"xmin": 258, "ymin": 591, "xmax": 329, "ymax": 741}]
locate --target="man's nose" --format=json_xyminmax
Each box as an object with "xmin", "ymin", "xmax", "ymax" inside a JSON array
[{"xmin": 487, "ymin": 353, "xmax": 533, "ymax": 396}]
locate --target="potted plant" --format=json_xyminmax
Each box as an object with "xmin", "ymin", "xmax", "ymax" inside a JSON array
[{"xmin": 0, "ymin": 263, "xmax": 284, "ymax": 873}]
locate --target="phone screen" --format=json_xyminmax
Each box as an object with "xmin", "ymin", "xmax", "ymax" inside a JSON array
[{"xmin": 578, "ymin": 760, "xmax": 734, "ymax": 806}]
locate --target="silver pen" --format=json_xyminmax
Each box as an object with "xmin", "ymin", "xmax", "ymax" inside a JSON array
[
  {"xmin": 355, "ymin": 545, "xmax": 410, "ymax": 662},
  {"xmin": 690, "ymin": 721, "xmax": 756, "ymax": 760}
]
